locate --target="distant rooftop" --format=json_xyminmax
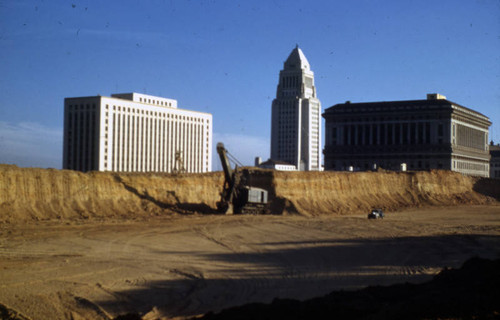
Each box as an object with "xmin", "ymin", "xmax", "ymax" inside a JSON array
[
  {"xmin": 490, "ymin": 144, "xmax": 500, "ymax": 152},
  {"xmin": 325, "ymin": 93, "xmax": 489, "ymax": 121},
  {"xmin": 260, "ymin": 159, "xmax": 295, "ymax": 166},
  {"xmin": 111, "ymin": 92, "xmax": 177, "ymax": 108}
]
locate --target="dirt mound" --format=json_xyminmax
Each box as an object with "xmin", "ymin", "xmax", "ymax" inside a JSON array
[
  {"xmin": 271, "ymin": 169, "xmax": 497, "ymax": 216},
  {"xmin": 0, "ymin": 165, "xmax": 498, "ymax": 223},
  {"xmin": 196, "ymin": 257, "xmax": 500, "ymax": 320},
  {"xmin": 0, "ymin": 164, "xmax": 223, "ymax": 223}
]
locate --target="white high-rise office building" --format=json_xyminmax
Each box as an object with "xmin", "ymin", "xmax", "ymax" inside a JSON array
[
  {"xmin": 63, "ymin": 93, "xmax": 212, "ymax": 173},
  {"xmin": 271, "ymin": 46, "xmax": 322, "ymax": 171}
]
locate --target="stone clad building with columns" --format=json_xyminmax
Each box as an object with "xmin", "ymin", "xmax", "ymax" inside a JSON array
[
  {"xmin": 63, "ymin": 92, "xmax": 212, "ymax": 173},
  {"xmin": 323, "ymin": 94, "xmax": 491, "ymax": 177}
]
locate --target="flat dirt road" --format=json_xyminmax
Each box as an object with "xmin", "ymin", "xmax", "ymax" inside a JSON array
[{"xmin": 1, "ymin": 205, "xmax": 499, "ymax": 320}]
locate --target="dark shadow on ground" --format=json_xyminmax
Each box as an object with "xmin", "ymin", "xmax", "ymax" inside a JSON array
[
  {"xmin": 473, "ymin": 177, "xmax": 500, "ymax": 201},
  {"xmin": 176, "ymin": 203, "xmax": 219, "ymax": 214},
  {"xmin": 198, "ymin": 257, "xmax": 500, "ymax": 320},
  {"xmin": 96, "ymin": 234, "xmax": 500, "ymax": 319}
]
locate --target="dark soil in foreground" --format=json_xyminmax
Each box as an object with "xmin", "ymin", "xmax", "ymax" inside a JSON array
[{"xmin": 194, "ymin": 257, "xmax": 500, "ymax": 320}]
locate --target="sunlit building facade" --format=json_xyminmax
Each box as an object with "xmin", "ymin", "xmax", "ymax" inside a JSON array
[
  {"xmin": 270, "ymin": 46, "xmax": 322, "ymax": 171},
  {"xmin": 63, "ymin": 93, "xmax": 212, "ymax": 173}
]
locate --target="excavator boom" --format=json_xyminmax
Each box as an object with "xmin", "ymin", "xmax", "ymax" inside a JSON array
[{"xmin": 217, "ymin": 142, "xmax": 233, "ymax": 184}]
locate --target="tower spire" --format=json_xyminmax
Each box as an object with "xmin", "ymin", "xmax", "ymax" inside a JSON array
[{"xmin": 284, "ymin": 46, "xmax": 310, "ymax": 70}]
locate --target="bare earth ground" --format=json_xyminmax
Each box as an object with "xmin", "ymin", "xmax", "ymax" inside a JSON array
[{"xmin": 1, "ymin": 205, "xmax": 499, "ymax": 320}]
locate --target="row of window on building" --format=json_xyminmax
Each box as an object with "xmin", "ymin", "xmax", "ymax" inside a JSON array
[
  {"xmin": 281, "ymin": 76, "xmax": 301, "ymax": 88},
  {"xmin": 453, "ymin": 160, "xmax": 488, "ymax": 173},
  {"xmin": 106, "ymin": 105, "xmax": 209, "ymax": 124},
  {"xmin": 330, "ymin": 122, "xmax": 436, "ymax": 146},
  {"xmin": 105, "ymin": 112, "xmax": 208, "ymax": 173},
  {"xmin": 137, "ymin": 97, "xmax": 173, "ymax": 107}
]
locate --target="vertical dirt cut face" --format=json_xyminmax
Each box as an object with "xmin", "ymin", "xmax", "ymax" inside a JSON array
[
  {"xmin": 270, "ymin": 169, "xmax": 496, "ymax": 216},
  {"xmin": 0, "ymin": 164, "xmax": 497, "ymax": 223}
]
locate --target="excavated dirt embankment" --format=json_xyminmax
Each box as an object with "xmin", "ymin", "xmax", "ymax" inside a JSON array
[
  {"xmin": 271, "ymin": 169, "xmax": 499, "ymax": 215},
  {"xmin": 0, "ymin": 164, "xmax": 498, "ymax": 223}
]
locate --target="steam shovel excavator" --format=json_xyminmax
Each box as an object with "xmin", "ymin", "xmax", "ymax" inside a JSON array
[{"xmin": 216, "ymin": 142, "xmax": 269, "ymax": 214}]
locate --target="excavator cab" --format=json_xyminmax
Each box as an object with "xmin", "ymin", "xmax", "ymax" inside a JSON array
[{"xmin": 216, "ymin": 142, "xmax": 269, "ymax": 214}]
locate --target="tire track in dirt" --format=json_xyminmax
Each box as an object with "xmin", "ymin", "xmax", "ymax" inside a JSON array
[{"xmin": 1, "ymin": 207, "xmax": 499, "ymax": 319}]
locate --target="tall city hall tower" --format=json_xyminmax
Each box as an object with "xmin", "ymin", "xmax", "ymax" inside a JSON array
[{"xmin": 271, "ymin": 46, "xmax": 321, "ymax": 171}]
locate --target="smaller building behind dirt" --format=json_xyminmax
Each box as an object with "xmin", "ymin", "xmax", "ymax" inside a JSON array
[{"xmin": 490, "ymin": 143, "xmax": 500, "ymax": 179}]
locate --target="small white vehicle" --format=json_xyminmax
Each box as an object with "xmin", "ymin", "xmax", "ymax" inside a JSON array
[{"xmin": 368, "ymin": 208, "xmax": 384, "ymax": 219}]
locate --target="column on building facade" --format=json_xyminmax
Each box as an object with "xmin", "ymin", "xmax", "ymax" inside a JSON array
[
  {"xmin": 399, "ymin": 122, "xmax": 403, "ymax": 145},
  {"xmin": 391, "ymin": 123, "xmax": 395, "ymax": 145},
  {"xmin": 397, "ymin": 122, "xmax": 401, "ymax": 145},
  {"xmin": 166, "ymin": 117, "xmax": 170, "ymax": 171},
  {"xmin": 133, "ymin": 113, "xmax": 137, "ymax": 171},
  {"xmin": 384, "ymin": 122, "xmax": 388, "ymax": 145},
  {"xmin": 151, "ymin": 116, "xmax": 156, "ymax": 171},
  {"xmin": 348, "ymin": 124, "xmax": 352, "ymax": 145},
  {"xmin": 366, "ymin": 124, "xmax": 370, "ymax": 146},
  {"xmin": 122, "ymin": 113, "xmax": 126, "ymax": 171},
  {"xmin": 415, "ymin": 121, "xmax": 419, "ymax": 145},
  {"xmin": 354, "ymin": 124, "xmax": 358, "ymax": 146},
  {"xmin": 389, "ymin": 122, "xmax": 396, "ymax": 145},
  {"xmin": 419, "ymin": 122, "xmax": 423, "ymax": 144},
  {"xmin": 348, "ymin": 124, "xmax": 351, "ymax": 146},
  {"xmin": 144, "ymin": 116, "xmax": 148, "ymax": 171},
  {"xmin": 158, "ymin": 116, "xmax": 163, "ymax": 171},
  {"xmin": 112, "ymin": 112, "xmax": 117, "ymax": 171},
  {"xmin": 147, "ymin": 115, "xmax": 152, "ymax": 171},
  {"xmin": 117, "ymin": 111, "xmax": 121, "ymax": 171},
  {"xmin": 72, "ymin": 111, "xmax": 77, "ymax": 170},
  {"xmin": 128, "ymin": 114, "xmax": 132, "ymax": 171},
  {"xmin": 117, "ymin": 111, "xmax": 122, "ymax": 172},
  {"xmin": 82, "ymin": 110, "xmax": 87, "ymax": 170},
  {"xmin": 383, "ymin": 123, "xmax": 388, "ymax": 145},
  {"xmin": 74, "ymin": 111, "xmax": 79, "ymax": 170},
  {"xmin": 81, "ymin": 111, "xmax": 85, "ymax": 171},
  {"xmin": 361, "ymin": 124, "xmax": 365, "ymax": 145},
  {"xmin": 422, "ymin": 122, "xmax": 426, "ymax": 144},
  {"xmin": 89, "ymin": 111, "xmax": 94, "ymax": 171},
  {"xmin": 406, "ymin": 122, "xmax": 410, "ymax": 145},
  {"xmin": 410, "ymin": 122, "xmax": 414, "ymax": 144},
  {"xmin": 368, "ymin": 124, "xmax": 373, "ymax": 145},
  {"xmin": 151, "ymin": 115, "xmax": 155, "ymax": 171},
  {"xmin": 377, "ymin": 123, "xmax": 381, "ymax": 145},
  {"xmin": 138, "ymin": 113, "xmax": 143, "ymax": 171}
]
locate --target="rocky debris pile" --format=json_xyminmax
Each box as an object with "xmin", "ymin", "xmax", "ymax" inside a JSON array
[{"xmin": 197, "ymin": 257, "xmax": 500, "ymax": 320}]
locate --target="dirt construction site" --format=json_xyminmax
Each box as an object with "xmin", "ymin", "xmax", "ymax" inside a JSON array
[{"xmin": 0, "ymin": 164, "xmax": 499, "ymax": 319}]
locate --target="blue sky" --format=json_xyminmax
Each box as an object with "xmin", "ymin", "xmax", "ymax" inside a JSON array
[{"xmin": 1, "ymin": 0, "xmax": 499, "ymax": 170}]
